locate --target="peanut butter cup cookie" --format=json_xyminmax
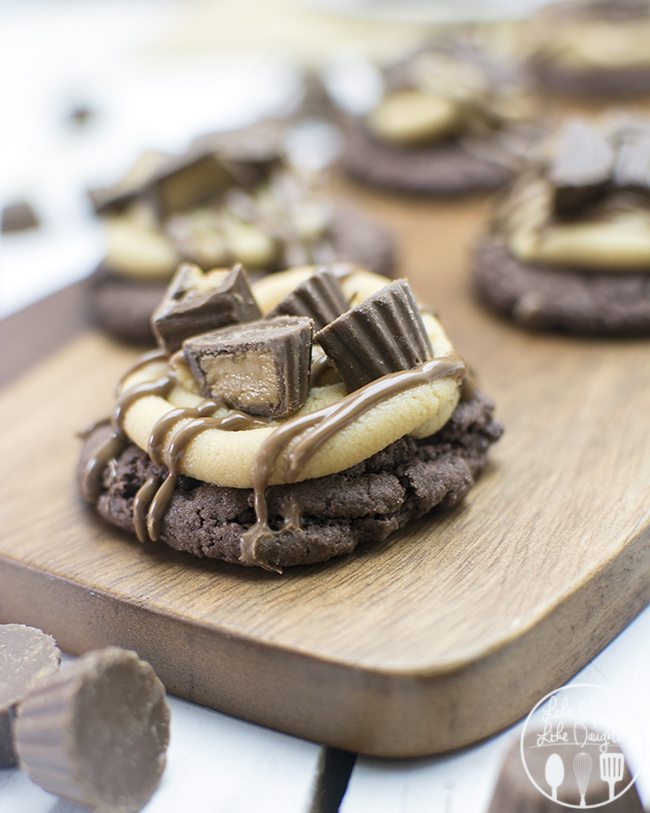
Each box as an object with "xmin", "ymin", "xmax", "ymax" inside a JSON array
[
  {"xmin": 87, "ymin": 127, "xmax": 396, "ymax": 344},
  {"xmin": 78, "ymin": 263, "xmax": 502, "ymax": 571},
  {"xmin": 528, "ymin": 0, "xmax": 650, "ymax": 98},
  {"xmin": 341, "ymin": 39, "xmax": 537, "ymax": 196},
  {"xmin": 473, "ymin": 117, "xmax": 650, "ymax": 334}
]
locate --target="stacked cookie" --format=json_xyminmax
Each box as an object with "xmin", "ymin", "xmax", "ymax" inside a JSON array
[
  {"xmin": 88, "ymin": 125, "xmax": 395, "ymax": 343},
  {"xmin": 79, "ymin": 263, "xmax": 502, "ymax": 572},
  {"xmin": 528, "ymin": 0, "xmax": 650, "ymax": 98},
  {"xmin": 342, "ymin": 38, "xmax": 537, "ymax": 196},
  {"xmin": 474, "ymin": 117, "xmax": 650, "ymax": 334}
]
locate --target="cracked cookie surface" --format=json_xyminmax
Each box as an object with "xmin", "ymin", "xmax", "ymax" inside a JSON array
[{"xmin": 79, "ymin": 393, "xmax": 502, "ymax": 568}]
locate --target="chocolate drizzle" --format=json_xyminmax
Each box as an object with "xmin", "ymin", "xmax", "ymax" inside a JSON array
[
  {"xmin": 116, "ymin": 348, "xmax": 168, "ymax": 392},
  {"xmin": 133, "ymin": 476, "xmax": 163, "ymax": 544},
  {"xmin": 82, "ymin": 321, "xmax": 467, "ymax": 574},
  {"xmin": 311, "ymin": 353, "xmax": 335, "ymax": 386},
  {"xmin": 239, "ymin": 353, "xmax": 466, "ymax": 571},
  {"xmin": 80, "ymin": 374, "xmax": 174, "ymax": 502},
  {"xmin": 134, "ymin": 402, "xmax": 269, "ymax": 543}
]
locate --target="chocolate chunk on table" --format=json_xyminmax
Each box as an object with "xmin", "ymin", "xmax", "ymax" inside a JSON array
[
  {"xmin": 16, "ymin": 647, "xmax": 170, "ymax": 813},
  {"xmin": 315, "ymin": 280, "xmax": 432, "ymax": 391},
  {"xmin": 67, "ymin": 103, "xmax": 95, "ymax": 127},
  {"xmin": 0, "ymin": 624, "xmax": 60, "ymax": 767},
  {"xmin": 267, "ymin": 268, "xmax": 349, "ymax": 329},
  {"xmin": 183, "ymin": 315, "xmax": 313, "ymax": 417},
  {"xmin": 1, "ymin": 200, "xmax": 39, "ymax": 233},
  {"xmin": 549, "ymin": 121, "xmax": 614, "ymax": 215},
  {"xmin": 152, "ymin": 263, "xmax": 261, "ymax": 354}
]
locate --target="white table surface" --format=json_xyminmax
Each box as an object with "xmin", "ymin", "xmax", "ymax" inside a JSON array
[{"xmin": 1, "ymin": 2, "xmax": 648, "ymax": 811}]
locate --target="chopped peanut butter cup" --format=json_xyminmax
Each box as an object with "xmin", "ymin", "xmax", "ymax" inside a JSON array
[
  {"xmin": 147, "ymin": 150, "xmax": 235, "ymax": 218},
  {"xmin": 88, "ymin": 150, "xmax": 171, "ymax": 215},
  {"xmin": 1, "ymin": 200, "xmax": 39, "ymax": 234},
  {"xmin": 315, "ymin": 280, "xmax": 432, "ymax": 391},
  {"xmin": 613, "ymin": 129, "xmax": 650, "ymax": 192},
  {"xmin": 266, "ymin": 268, "xmax": 349, "ymax": 329},
  {"xmin": 183, "ymin": 315, "xmax": 313, "ymax": 417},
  {"xmin": 549, "ymin": 120, "xmax": 614, "ymax": 215},
  {"xmin": 151, "ymin": 263, "xmax": 261, "ymax": 353}
]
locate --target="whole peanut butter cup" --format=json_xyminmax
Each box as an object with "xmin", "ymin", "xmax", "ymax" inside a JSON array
[
  {"xmin": 16, "ymin": 647, "xmax": 170, "ymax": 813},
  {"xmin": 0, "ymin": 624, "xmax": 60, "ymax": 767}
]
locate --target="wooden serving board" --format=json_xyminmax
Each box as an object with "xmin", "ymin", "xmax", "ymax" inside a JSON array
[{"xmin": 1, "ymin": 189, "xmax": 649, "ymax": 758}]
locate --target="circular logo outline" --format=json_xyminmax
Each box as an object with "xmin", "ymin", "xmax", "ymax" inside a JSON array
[{"xmin": 519, "ymin": 682, "xmax": 643, "ymax": 810}]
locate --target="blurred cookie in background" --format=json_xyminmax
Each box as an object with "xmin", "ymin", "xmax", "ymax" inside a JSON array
[
  {"xmin": 86, "ymin": 123, "xmax": 396, "ymax": 344},
  {"xmin": 528, "ymin": 0, "xmax": 650, "ymax": 100},
  {"xmin": 473, "ymin": 115, "xmax": 650, "ymax": 335},
  {"xmin": 340, "ymin": 37, "xmax": 539, "ymax": 196}
]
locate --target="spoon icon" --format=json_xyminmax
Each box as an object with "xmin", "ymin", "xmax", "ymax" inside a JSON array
[{"xmin": 545, "ymin": 753, "xmax": 565, "ymax": 801}]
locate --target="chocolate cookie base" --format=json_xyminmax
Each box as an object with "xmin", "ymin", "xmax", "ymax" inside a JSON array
[
  {"xmin": 530, "ymin": 56, "xmax": 650, "ymax": 98},
  {"xmin": 87, "ymin": 203, "xmax": 396, "ymax": 345},
  {"xmin": 473, "ymin": 238, "xmax": 650, "ymax": 335},
  {"xmin": 341, "ymin": 123, "xmax": 512, "ymax": 196},
  {"xmin": 87, "ymin": 266, "xmax": 168, "ymax": 345},
  {"xmin": 78, "ymin": 393, "xmax": 502, "ymax": 570}
]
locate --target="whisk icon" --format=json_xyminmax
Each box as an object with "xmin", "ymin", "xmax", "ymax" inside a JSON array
[
  {"xmin": 574, "ymin": 752, "xmax": 592, "ymax": 808},
  {"xmin": 600, "ymin": 752, "xmax": 625, "ymax": 801}
]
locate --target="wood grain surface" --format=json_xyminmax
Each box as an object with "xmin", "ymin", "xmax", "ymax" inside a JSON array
[{"xmin": 0, "ymin": 187, "xmax": 649, "ymax": 757}]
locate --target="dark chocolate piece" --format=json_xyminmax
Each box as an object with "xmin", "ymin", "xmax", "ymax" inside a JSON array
[
  {"xmin": 151, "ymin": 263, "xmax": 261, "ymax": 354},
  {"xmin": 1, "ymin": 200, "xmax": 39, "ymax": 233},
  {"xmin": 613, "ymin": 132, "xmax": 650, "ymax": 192},
  {"xmin": 190, "ymin": 121, "xmax": 285, "ymax": 172},
  {"xmin": 0, "ymin": 624, "xmax": 60, "ymax": 767},
  {"xmin": 183, "ymin": 315, "xmax": 313, "ymax": 417},
  {"xmin": 16, "ymin": 647, "xmax": 169, "ymax": 813},
  {"xmin": 88, "ymin": 151, "xmax": 171, "ymax": 215},
  {"xmin": 315, "ymin": 280, "xmax": 432, "ymax": 391},
  {"xmin": 549, "ymin": 121, "xmax": 614, "ymax": 215},
  {"xmin": 266, "ymin": 268, "xmax": 349, "ymax": 329},
  {"xmin": 148, "ymin": 150, "xmax": 235, "ymax": 218},
  {"xmin": 67, "ymin": 104, "xmax": 95, "ymax": 127}
]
